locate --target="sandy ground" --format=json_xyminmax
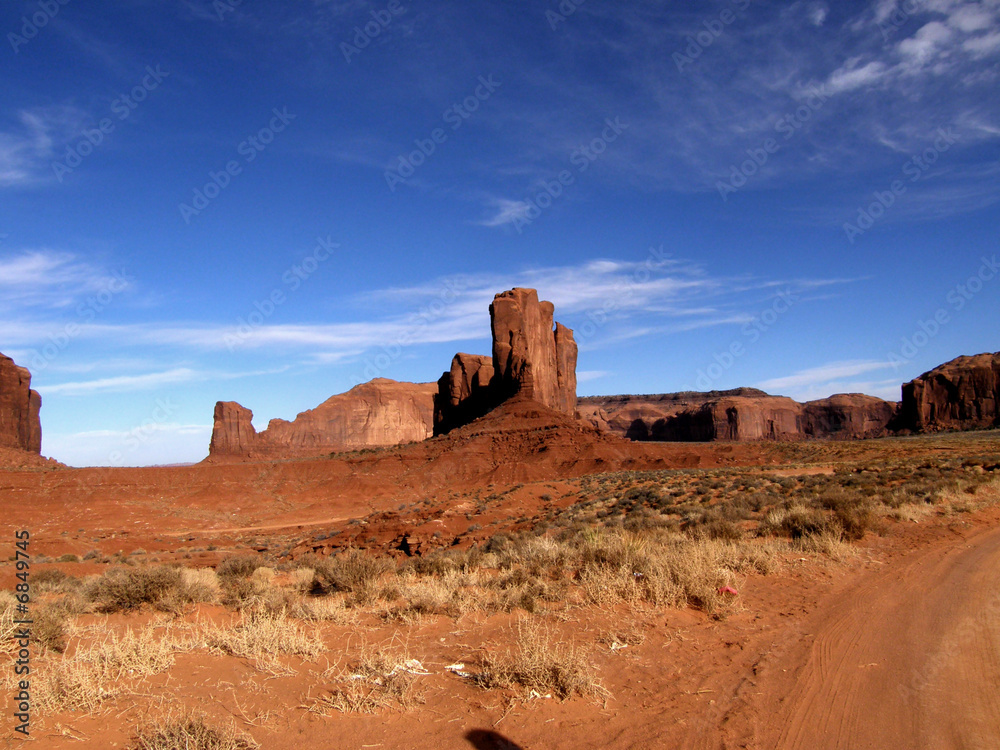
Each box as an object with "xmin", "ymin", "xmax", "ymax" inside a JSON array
[{"xmin": 1, "ymin": 420, "xmax": 999, "ymax": 748}]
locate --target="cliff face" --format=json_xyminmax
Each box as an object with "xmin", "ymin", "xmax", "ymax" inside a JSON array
[
  {"xmin": 490, "ymin": 288, "xmax": 577, "ymax": 412},
  {"xmin": 209, "ymin": 402, "xmax": 257, "ymax": 457},
  {"xmin": 433, "ymin": 354, "xmax": 495, "ymax": 435},
  {"xmin": 0, "ymin": 352, "xmax": 42, "ymax": 454},
  {"xmin": 435, "ymin": 288, "xmax": 578, "ymax": 434},
  {"xmin": 264, "ymin": 379, "xmax": 436, "ymax": 451},
  {"xmin": 803, "ymin": 394, "xmax": 899, "ymax": 439},
  {"xmin": 897, "ymin": 353, "xmax": 1000, "ymax": 432},
  {"xmin": 579, "ymin": 389, "xmax": 898, "ymax": 442},
  {"xmin": 209, "ymin": 379, "xmax": 436, "ymax": 459}
]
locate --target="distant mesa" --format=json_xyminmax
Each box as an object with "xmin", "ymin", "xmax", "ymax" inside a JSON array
[
  {"xmin": 207, "ymin": 286, "xmax": 998, "ymax": 461},
  {"xmin": 896, "ymin": 352, "xmax": 1000, "ymax": 433},
  {"xmin": 579, "ymin": 390, "xmax": 898, "ymax": 442},
  {"xmin": 208, "ymin": 379, "xmax": 437, "ymax": 460},
  {"xmin": 0, "ymin": 351, "xmax": 42, "ymax": 455}
]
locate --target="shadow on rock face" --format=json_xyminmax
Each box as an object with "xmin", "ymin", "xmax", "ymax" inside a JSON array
[{"xmin": 465, "ymin": 729, "xmax": 525, "ymax": 749}]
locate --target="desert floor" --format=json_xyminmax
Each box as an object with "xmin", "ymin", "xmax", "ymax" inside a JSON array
[{"xmin": 1, "ymin": 425, "xmax": 999, "ymax": 749}]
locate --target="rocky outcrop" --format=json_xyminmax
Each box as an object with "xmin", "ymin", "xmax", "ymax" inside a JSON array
[
  {"xmin": 897, "ymin": 352, "xmax": 1000, "ymax": 432},
  {"xmin": 434, "ymin": 354, "xmax": 495, "ymax": 435},
  {"xmin": 579, "ymin": 389, "xmax": 897, "ymax": 442},
  {"xmin": 209, "ymin": 401, "xmax": 257, "ymax": 457},
  {"xmin": 490, "ymin": 288, "xmax": 577, "ymax": 411},
  {"xmin": 209, "ymin": 379, "xmax": 436, "ymax": 460},
  {"xmin": 0, "ymin": 352, "xmax": 42, "ymax": 454},
  {"xmin": 435, "ymin": 288, "xmax": 578, "ymax": 434},
  {"xmin": 263, "ymin": 379, "xmax": 436, "ymax": 452},
  {"xmin": 802, "ymin": 394, "xmax": 898, "ymax": 439}
]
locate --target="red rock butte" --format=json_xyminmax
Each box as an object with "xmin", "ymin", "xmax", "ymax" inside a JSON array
[
  {"xmin": 897, "ymin": 352, "xmax": 1000, "ymax": 432},
  {"xmin": 435, "ymin": 287, "xmax": 578, "ymax": 435},
  {"xmin": 0, "ymin": 352, "xmax": 42, "ymax": 454},
  {"xmin": 209, "ymin": 379, "xmax": 437, "ymax": 460},
  {"xmin": 579, "ymin": 389, "xmax": 899, "ymax": 441},
  {"xmin": 209, "ymin": 287, "xmax": 580, "ymax": 460}
]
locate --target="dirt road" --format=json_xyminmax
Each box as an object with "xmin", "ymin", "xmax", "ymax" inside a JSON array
[{"xmin": 728, "ymin": 518, "xmax": 1000, "ymax": 749}]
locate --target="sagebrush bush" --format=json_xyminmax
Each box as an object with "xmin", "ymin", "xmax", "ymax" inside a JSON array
[
  {"xmin": 88, "ymin": 566, "xmax": 184, "ymax": 612},
  {"xmin": 129, "ymin": 711, "xmax": 259, "ymax": 750}
]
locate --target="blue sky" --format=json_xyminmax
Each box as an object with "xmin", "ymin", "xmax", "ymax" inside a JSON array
[{"xmin": 1, "ymin": 0, "xmax": 998, "ymax": 466}]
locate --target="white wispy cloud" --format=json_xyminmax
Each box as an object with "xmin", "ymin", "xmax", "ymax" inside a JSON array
[
  {"xmin": 0, "ymin": 250, "xmax": 131, "ymax": 310},
  {"xmin": 756, "ymin": 359, "xmax": 901, "ymax": 400},
  {"xmin": 36, "ymin": 366, "xmax": 288, "ymax": 396},
  {"xmin": 476, "ymin": 198, "xmax": 536, "ymax": 228},
  {"xmin": 0, "ymin": 108, "xmax": 88, "ymax": 188},
  {"xmin": 5, "ymin": 257, "xmax": 858, "ymax": 366}
]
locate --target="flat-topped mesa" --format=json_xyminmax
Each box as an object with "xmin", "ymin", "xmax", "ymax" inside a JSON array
[
  {"xmin": 579, "ymin": 390, "xmax": 898, "ymax": 441},
  {"xmin": 208, "ymin": 379, "xmax": 437, "ymax": 460},
  {"xmin": 0, "ymin": 352, "xmax": 42, "ymax": 454},
  {"xmin": 897, "ymin": 352, "xmax": 1000, "ymax": 432},
  {"xmin": 435, "ymin": 288, "xmax": 578, "ymax": 434},
  {"xmin": 263, "ymin": 379, "xmax": 436, "ymax": 452},
  {"xmin": 802, "ymin": 394, "xmax": 899, "ymax": 439}
]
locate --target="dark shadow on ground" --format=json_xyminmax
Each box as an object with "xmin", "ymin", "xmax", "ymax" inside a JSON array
[{"xmin": 465, "ymin": 729, "xmax": 526, "ymax": 749}]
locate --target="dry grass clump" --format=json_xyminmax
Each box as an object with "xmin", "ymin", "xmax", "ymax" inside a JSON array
[
  {"xmin": 32, "ymin": 568, "xmax": 82, "ymax": 595},
  {"xmin": 129, "ymin": 710, "xmax": 259, "ymax": 750},
  {"xmin": 202, "ymin": 609, "xmax": 324, "ymax": 672},
  {"xmin": 309, "ymin": 550, "xmax": 395, "ymax": 604},
  {"xmin": 0, "ymin": 591, "xmax": 17, "ymax": 654},
  {"xmin": 574, "ymin": 530, "xmax": 755, "ymax": 612},
  {"xmin": 85, "ymin": 565, "xmax": 214, "ymax": 613},
  {"xmin": 319, "ymin": 641, "xmax": 424, "ymax": 714},
  {"xmin": 33, "ymin": 657, "xmax": 113, "ymax": 714},
  {"xmin": 474, "ymin": 619, "xmax": 606, "ymax": 701},
  {"xmin": 180, "ymin": 568, "xmax": 221, "ymax": 604},
  {"xmin": 290, "ymin": 595, "xmax": 356, "ymax": 625},
  {"xmin": 33, "ymin": 626, "xmax": 180, "ymax": 714}
]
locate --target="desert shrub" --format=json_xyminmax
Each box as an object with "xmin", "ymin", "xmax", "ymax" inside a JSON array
[
  {"xmin": 220, "ymin": 568, "xmax": 297, "ymax": 613},
  {"xmin": 129, "ymin": 710, "xmax": 259, "ymax": 750},
  {"xmin": 33, "ymin": 568, "xmax": 80, "ymax": 594},
  {"xmin": 88, "ymin": 566, "xmax": 184, "ymax": 612},
  {"xmin": 310, "ymin": 550, "xmax": 394, "ymax": 602},
  {"xmin": 216, "ymin": 555, "xmax": 267, "ymax": 580},
  {"xmin": 474, "ymin": 619, "xmax": 606, "ymax": 701},
  {"xmin": 762, "ymin": 504, "xmax": 834, "ymax": 540},
  {"xmin": 56, "ymin": 553, "xmax": 80, "ymax": 563},
  {"xmin": 817, "ymin": 489, "xmax": 881, "ymax": 540},
  {"xmin": 319, "ymin": 642, "xmax": 423, "ymax": 713},
  {"xmin": 33, "ymin": 603, "xmax": 71, "ymax": 653}
]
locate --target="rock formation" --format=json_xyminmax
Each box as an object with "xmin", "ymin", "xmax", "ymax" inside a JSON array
[
  {"xmin": 490, "ymin": 288, "xmax": 577, "ymax": 411},
  {"xmin": 0, "ymin": 352, "xmax": 42, "ymax": 454},
  {"xmin": 897, "ymin": 352, "xmax": 1000, "ymax": 432},
  {"xmin": 433, "ymin": 354, "xmax": 495, "ymax": 435},
  {"xmin": 802, "ymin": 394, "xmax": 898, "ymax": 439},
  {"xmin": 209, "ymin": 379, "xmax": 436, "ymax": 459},
  {"xmin": 209, "ymin": 401, "xmax": 257, "ymax": 457},
  {"xmin": 579, "ymin": 389, "xmax": 898, "ymax": 442},
  {"xmin": 209, "ymin": 288, "xmax": 578, "ymax": 459},
  {"xmin": 435, "ymin": 288, "xmax": 577, "ymax": 434}
]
